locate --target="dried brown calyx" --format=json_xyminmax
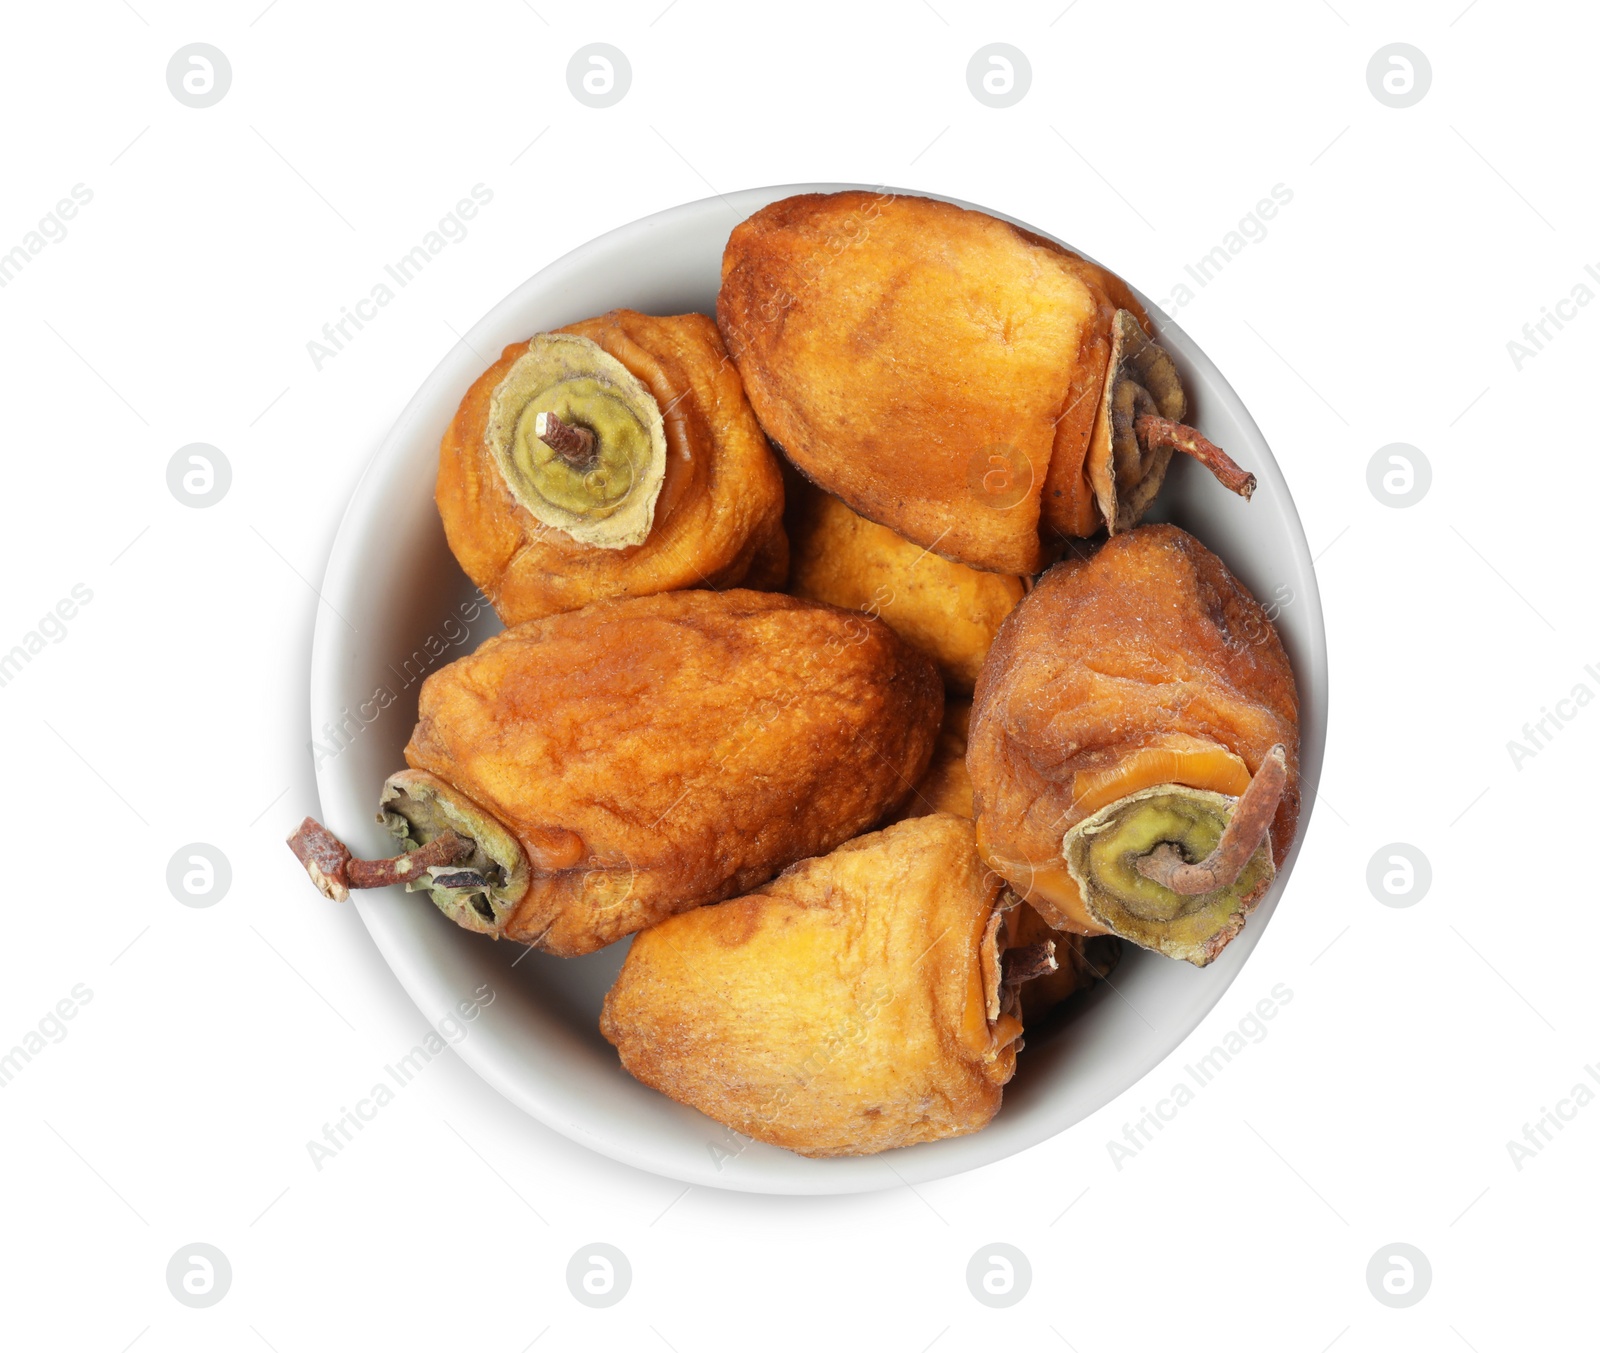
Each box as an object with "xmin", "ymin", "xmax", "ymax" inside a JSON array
[
  {"xmin": 486, "ymin": 332, "xmax": 667, "ymax": 549},
  {"xmin": 1061, "ymin": 746, "xmax": 1288, "ymax": 966},
  {"xmin": 975, "ymin": 890, "xmax": 1073, "ymax": 1058},
  {"xmin": 1088, "ymin": 309, "xmax": 1258, "ymax": 532},
  {"xmin": 1001, "ymin": 941, "xmax": 1059, "ymax": 985},
  {"xmin": 1008, "ymin": 904, "xmax": 1124, "ymax": 1027},
  {"xmin": 285, "ymin": 771, "xmax": 530, "ymax": 936}
]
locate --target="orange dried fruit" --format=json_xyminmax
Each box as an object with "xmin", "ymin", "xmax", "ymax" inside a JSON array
[
  {"xmin": 600, "ymin": 814, "xmax": 1034, "ymax": 1157},
  {"xmin": 786, "ymin": 482, "xmax": 1026, "ymax": 691},
  {"xmin": 289, "ymin": 589, "xmax": 941, "ymax": 956},
  {"xmin": 717, "ymin": 192, "xmax": 1256, "ymax": 575},
  {"xmin": 968, "ymin": 524, "xmax": 1300, "ymax": 965},
  {"xmin": 438, "ymin": 309, "xmax": 787, "ymax": 626}
]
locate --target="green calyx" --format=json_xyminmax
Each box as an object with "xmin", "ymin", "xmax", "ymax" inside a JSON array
[
  {"xmin": 486, "ymin": 332, "xmax": 667, "ymax": 549},
  {"xmin": 1062, "ymin": 784, "xmax": 1275, "ymax": 967},
  {"xmin": 377, "ymin": 771, "xmax": 529, "ymax": 936}
]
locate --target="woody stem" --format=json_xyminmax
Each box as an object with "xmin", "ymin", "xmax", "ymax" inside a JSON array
[
  {"xmin": 534, "ymin": 410, "xmax": 598, "ymax": 469},
  {"xmin": 1134, "ymin": 415, "xmax": 1257, "ymax": 499},
  {"xmin": 287, "ymin": 817, "xmax": 473, "ymax": 902},
  {"xmin": 1134, "ymin": 745, "xmax": 1288, "ymax": 895}
]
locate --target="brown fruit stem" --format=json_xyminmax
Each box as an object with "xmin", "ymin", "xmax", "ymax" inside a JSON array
[
  {"xmin": 287, "ymin": 816, "xmax": 473, "ymax": 902},
  {"xmin": 1134, "ymin": 415, "xmax": 1257, "ymax": 500},
  {"xmin": 534, "ymin": 410, "xmax": 598, "ymax": 469},
  {"xmin": 1134, "ymin": 745, "xmax": 1287, "ymax": 895},
  {"xmin": 1002, "ymin": 940, "xmax": 1058, "ymax": 985}
]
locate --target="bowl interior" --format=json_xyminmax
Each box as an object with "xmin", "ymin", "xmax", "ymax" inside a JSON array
[{"xmin": 309, "ymin": 183, "xmax": 1328, "ymax": 1194}]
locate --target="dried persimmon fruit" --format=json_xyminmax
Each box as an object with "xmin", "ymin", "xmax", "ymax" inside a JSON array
[
  {"xmin": 786, "ymin": 481, "xmax": 1025, "ymax": 691},
  {"xmin": 289, "ymin": 589, "xmax": 941, "ymax": 956},
  {"xmin": 600, "ymin": 813, "xmax": 1053, "ymax": 1157},
  {"xmin": 717, "ymin": 192, "xmax": 1255, "ymax": 575},
  {"xmin": 968, "ymin": 524, "xmax": 1300, "ymax": 966},
  {"xmin": 438, "ymin": 309, "xmax": 788, "ymax": 626},
  {"xmin": 888, "ymin": 697, "xmax": 974, "ymax": 823}
]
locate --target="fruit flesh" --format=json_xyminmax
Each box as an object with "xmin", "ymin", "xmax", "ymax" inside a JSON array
[
  {"xmin": 718, "ymin": 192, "xmax": 1156, "ymax": 575},
  {"xmin": 968, "ymin": 524, "xmax": 1300, "ymax": 953},
  {"xmin": 403, "ymin": 589, "xmax": 943, "ymax": 956},
  {"xmin": 786, "ymin": 482, "xmax": 1026, "ymax": 691},
  {"xmin": 600, "ymin": 813, "xmax": 1019, "ymax": 1157},
  {"xmin": 1069, "ymin": 735, "xmax": 1252, "ymax": 817},
  {"xmin": 438, "ymin": 309, "xmax": 787, "ymax": 627}
]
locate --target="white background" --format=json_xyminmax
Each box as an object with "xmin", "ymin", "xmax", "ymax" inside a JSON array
[{"xmin": 1, "ymin": 1, "xmax": 1594, "ymax": 1349}]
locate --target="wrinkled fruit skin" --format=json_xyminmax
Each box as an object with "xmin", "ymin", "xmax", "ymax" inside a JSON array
[
  {"xmin": 405, "ymin": 589, "xmax": 942, "ymax": 956},
  {"xmin": 600, "ymin": 813, "xmax": 1018, "ymax": 1157},
  {"xmin": 888, "ymin": 697, "xmax": 975, "ymax": 824},
  {"xmin": 438, "ymin": 309, "xmax": 788, "ymax": 626},
  {"xmin": 787, "ymin": 482, "xmax": 1025, "ymax": 691},
  {"xmin": 968, "ymin": 524, "xmax": 1301, "ymax": 934},
  {"xmin": 718, "ymin": 192, "xmax": 1151, "ymax": 575}
]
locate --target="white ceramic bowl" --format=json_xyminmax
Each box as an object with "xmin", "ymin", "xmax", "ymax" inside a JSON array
[{"xmin": 309, "ymin": 183, "xmax": 1328, "ymax": 1194}]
